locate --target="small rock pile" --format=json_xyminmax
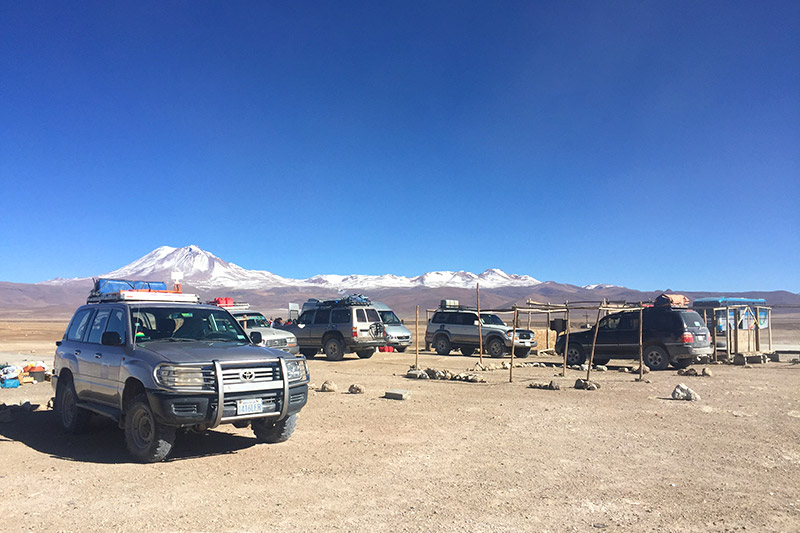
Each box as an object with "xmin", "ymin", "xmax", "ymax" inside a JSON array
[
  {"xmin": 406, "ymin": 367, "xmax": 485, "ymax": 383},
  {"xmin": 677, "ymin": 367, "xmax": 713, "ymax": 377},
  {"xmin": 672, "ymin": 383, "xmax": 700, "ymax": 401},
  {"xmin": 471, "ymin": 361, "xmax": 551, "ymax": 372},
  {"xmin": 528, "ymin": 381, "xmax": 560, "ymax": 391},
  {"xmin": 348, "ymin": 384, "xmax": 365, "ymax": 394},
  {"xmin": 574, "ymin": 379, "xmax": 601, "ymax": 391},
  {"xmin": 319, "ymin": 380, "xmax": 338, "ymax": 393}
]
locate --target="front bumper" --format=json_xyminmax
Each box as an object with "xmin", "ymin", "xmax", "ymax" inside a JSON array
[{"xmin": 146, "ymin": 382, "xmax": 308, "ymax": 427}]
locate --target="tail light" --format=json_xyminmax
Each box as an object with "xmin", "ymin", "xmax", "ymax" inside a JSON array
[
  {"xmin": 352, "ymin": 326, "xmax": 358, "ymax": 337},
  {"xmin": 681, "ymin": 332, "xmax": 694, "ymax": 344}
]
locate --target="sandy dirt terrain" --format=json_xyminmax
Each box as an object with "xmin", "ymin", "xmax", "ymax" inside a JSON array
[{"xmin": 1, "ymin": 320, "xmax": 799, "ymax": 532}]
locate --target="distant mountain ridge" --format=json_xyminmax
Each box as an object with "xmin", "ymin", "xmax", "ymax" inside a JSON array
[{"xmin": 41, "ymin": 245, "xmax": 543, "ymax": 291}]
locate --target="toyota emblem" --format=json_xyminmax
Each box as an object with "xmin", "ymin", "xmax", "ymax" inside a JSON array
[{"xmin": 240, "ymin": 370, "xmax": 255, "ymax": 381}]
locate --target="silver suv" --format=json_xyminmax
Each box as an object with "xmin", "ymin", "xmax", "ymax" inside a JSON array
[
  {"xmin": 281, "ymin": 295, "xmax": 386, "ymax": 360},
  {"xmin": 424, "ymin": 300, "xmax": 536, "ymax": 358},
  {"xmin": 228, "ymin": 309, "xmax": 299, "ymax": 355},
  {"xmin": 52, "ymin": 279, "xmax": 309, "ymax": 462},
  {"xmin": 373, "ymin": 301, "xmax": 412, "ymax": 352}
]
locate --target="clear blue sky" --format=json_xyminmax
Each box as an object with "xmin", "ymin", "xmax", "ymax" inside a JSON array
[{"xmin": 1, "ymin": 1, "xmax": 798, "ymax": 291}]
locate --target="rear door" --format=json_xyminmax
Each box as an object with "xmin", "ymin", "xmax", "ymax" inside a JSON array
[
  {"xmin": 614, "ymin": 312, "xmax": 642, "ymax": 356},
  {"xmin": 593, "ymin": 313, "xmax": 624, "ymax": 356},
  {"xmin": 58, "ymin": 307, "xmax": 95, "ymax": 399}
]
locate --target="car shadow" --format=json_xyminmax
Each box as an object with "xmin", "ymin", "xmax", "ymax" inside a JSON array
[{"xmin": 0, "ymin": 408, "xmax": 258, "ymax": 464}]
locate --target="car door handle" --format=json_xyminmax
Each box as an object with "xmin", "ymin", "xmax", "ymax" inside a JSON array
[
  {"xmin": 74, "ymin": 350, "xmax": 81, "ymax": 356},
  {"xmin": 95, "ymin": 353, "xmax": 102, "ymax": 359}
]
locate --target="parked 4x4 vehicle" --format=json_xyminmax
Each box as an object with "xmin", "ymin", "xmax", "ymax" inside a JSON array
[
  {"xmin": 373, "ymin": 301, "xmax": 412, "ymax": 352},
  {"xmin": 210, "ymin": 300, "xmax": 299, "ymax": 355},
  {"xmin": 554, "ymin": 303, "xmax": 713, "ymax": 370},
  {"xmin": 52, "ymin": 279, "xmax": 309, "ymax": 462},
  {"xmin": 281, "ymin": 295, "xmax": 386, "ymax": 360},
  {"xmin": 424, "ymin": 300, "xmax": 536, "ymax": 358}
]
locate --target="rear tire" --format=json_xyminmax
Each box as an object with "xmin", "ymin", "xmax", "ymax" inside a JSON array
[
  {"xmin": 433, "ymin": 335, "xmax": 451, "ymax": 355},
  {"xmin": 55, "ymin": 375, "xmax": 90, "ymax": 433},
  {"xmin": 644, "ymin": 346, "xmax": 669, "ymax": 371},
  {"xmin": 592, "ymin": 357, "xmax": 610, "ymax": 366},
  {"xmin": 565, "ymin": 344, "xmax": 586, "ymax": 366},
  {"xmin": 487, "ymin": 338, "xmax": 506, "ymax": 358},
  {"xmin": 460, "ymin": 346, "xmax": 476, "ymax": 356},
  {"xmin": 356, "ymin": 348, "xmax": 374, "ymax": 359},
  {"xmin": 252, "ymin": 414, "xmax": 297, "ymax": 443},
  {"xmin": 323, "ymin": 337, "xmax": 345, "ymax": 361},
  {"xmin": 124, "ymin": 393, "xmax": 176, "ymax": 463}
]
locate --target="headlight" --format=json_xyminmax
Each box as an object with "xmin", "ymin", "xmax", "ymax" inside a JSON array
[
  {"xmin": 155, "ymin": 364, "xmax": 210, "ymax": 389},
  {"xmin": 285, "ymin": 359, "xmax": 307, "ymax": 381}
]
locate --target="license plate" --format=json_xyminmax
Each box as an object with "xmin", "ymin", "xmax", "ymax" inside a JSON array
[{"xmin": 237, "ymin": 398, "xmax": 263, "ymax": 415}]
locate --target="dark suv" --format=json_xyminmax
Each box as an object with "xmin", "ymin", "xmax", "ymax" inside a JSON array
[
  {"xmin": 281, "ymin": 296, "xmax": 386, "ymax": 361},
  {"xmin": 554, "ymin": 305, "xmax": 713, "ymax": 370}
]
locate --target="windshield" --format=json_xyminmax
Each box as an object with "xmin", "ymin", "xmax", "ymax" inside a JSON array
[
  {"xmin": 379, "ymin": 310, "xmax": 401, "ymax": 325},
  {"xmin": 480, "ymin": 314, "xmax": 505, "ymax": 326},
  {"xmin": 131, "ymin": 307, "xmax": 249, "ymax": 343},
  {"xmin": 234, "ymin": 312, "xmax": 271, "ymax": 328}
]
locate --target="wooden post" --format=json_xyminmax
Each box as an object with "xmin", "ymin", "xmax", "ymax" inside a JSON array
[
  {"xmin": 562, "ymin": 306, "xmax": 570, "ymax": 377},
  {"xmin": 546, "ymin": 303, "xmax": 551, "ymax": 350},
  {"xmin": 755, "ymin": 306, "xmax": 762, "ymax": 352},
  {"xmin": 510, "ymin": 308, "xmax": 517, "ymax": 383},
  {"xmin": 415, "ymin": 305, "xmax": 419, "ymax": 369},
  {"xmin": 638, "ymin": 306, "xmax": 644, "ymax": 381},
  {"xmin": 733, "ymin": 308, "xmax": 740, "ymax": 355},
  {"xmin": 768, "ymin": 308, "xmax": 773, "ymax": 352},
  {"xmin": 527, "ymin": 309, "xmax": 531, "ymax": 331},
  {"xmin": 477, "ymin": 283, "xmax": 483, "ymax": 365},
  {"xmin": 586, "ymin": 306, "xmax": 603, "ymax": 382},
  {"xmin": 725, "ymin": 306, "xmax": 731, "ymax": 359},
  {"xmin": 712, "ymin": 308, "xmax": 718, "ymax": 362}
]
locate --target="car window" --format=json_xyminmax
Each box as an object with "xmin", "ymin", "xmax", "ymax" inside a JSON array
[
  {"xmin": 298, "ymin": 311, "xmax": 314, "ymax": 325},
  {"xmin": 431, "ymin": 312, "xmax": 446, "ymax": 324},
  {"xmin": 314, "ymin": 309, "xmax": 331, "ymax": 324},
  {"xmin": 87, "ymin": 309, "xmax": 112, "ymax": 344},
  {"xmin": 599, "ymin": 315, "xmax": 621, "ymax": 330},
  {"xmin": 379, "ymin": 310, "xmax": 401, "ymax": 325},
  {"xmin": 680, "ymin": 311, "xmax": 705, "ymax": 328},
  {"xmin": 480, "ymin": 314, "xmax": 505, "ymax": 326},
  {"xmin": 365, "ymin": 308, "xmax": 380, "ymax": 322},
  {"xmin": 66, "ymin": 308, "xmax": 93, "ymax": 342},
  {"xmin": 331, "ymin": 309, "xmax": 350, "ymax": 323},
  {"xmin": 618, "ymin": 314, "xmax": 638, "ymax": 330},
  {"xmin": 356, "ymin": 309, "xmax": 367, "ymax": 322},
  {"xmin": 106, "ymin": 309, "xmax": 127, "ymax": 341},
  {"xmin": 461, "ymin": 313, "xmax": 478, "ymax": 326}
]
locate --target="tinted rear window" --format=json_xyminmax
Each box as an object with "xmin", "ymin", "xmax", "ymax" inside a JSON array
[
  {"xmin": 365, "ymin": 308, "xmax": 380, "ymax": 322},
  {"xmin": 331, "ymin": 309, "xmax": 350, "ymax": 323},
  {"xmin": 679, "ymin": 311, "xmax": 706, "ymax": 328},
  {"xmin": 314, "ymin": 309, "xmax": 331, "ymax": 324}
]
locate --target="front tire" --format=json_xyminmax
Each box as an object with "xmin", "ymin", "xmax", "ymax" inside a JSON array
[
  {"xmin": 301, "ymin": 348, "xmax": 317, "ymax": 359},
  {"xmin": 487, "ymin": 338, "xmax": 506, "ymax": 358},
  {"xmin": 513, "ymin": 347, "xmax": 530, "ymax": 358},
  {"xmin": 592, "ymin": 357, "xmax": 610, "ymax": 366},
  {"xmin": 566, "ymin": 344, "xmax": 586, "ymax": 366},
  {"xmin": 644, "ymin": 346, "xmax": 670, "ymax": 371},
  {"xmin": 356, "ymin": 348, "xmax": 374, "ymax": 359},
  {"xmin": 323, "ymin": 337, "xmax": 345, "ymax": 361},
  {"xmin": 55, "ymin": 375, "xmax": 90, "ymax": 433},
  {"xmin": 124, "ymin": 393, "xmax": 176, "ymax": 463},
  {"xmin": 433, "ymin": 335, "xmax": 451, "ymax": 355},
  {"xmin": 395, "ymin": 346, "xmax": 407, "ymax": 353},
  {"xmin": 252, "ymin": 414, "xmax": 297, "ymax": 443}
]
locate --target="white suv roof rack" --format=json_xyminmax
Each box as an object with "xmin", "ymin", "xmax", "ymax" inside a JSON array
[{"xmin": 88, "ymin": 291, "xmax": 201, "ymax": 304}]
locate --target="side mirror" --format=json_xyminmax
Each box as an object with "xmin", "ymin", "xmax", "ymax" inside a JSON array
[
  {"xmin": 250, "ymin": 331, "xmax": 263, "ymax": 344},
  {"xmin": 56, "ymin": 340, "xmax": 62, "ymax": 347},
  {"xmin": 474, "ymin": 320, "xmax": 480, "ymax": 326},
  {"xmin": 101, "ymin": 331, "xmax": 123, "ymax": 346},
  {"xmin": 401, "ymin": 319, "xmax": 405, "ymax": 325}
]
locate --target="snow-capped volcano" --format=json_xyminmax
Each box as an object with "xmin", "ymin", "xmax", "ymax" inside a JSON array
[
  {"xmin": 44, "ymin": 245, "xmax": 541, "ymax": 290},
  {"xmin": 57, "ymin": 245, "xmax": 543, "ymax": 291}
]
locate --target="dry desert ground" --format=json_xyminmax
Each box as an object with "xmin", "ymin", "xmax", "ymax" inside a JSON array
[{"xmin": 1, "ymin": 319, "xmax": 799, "ymax": 532}]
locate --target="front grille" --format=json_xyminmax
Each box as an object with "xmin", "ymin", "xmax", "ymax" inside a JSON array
[
  {"xmin": 396, "ymin": 335, "xmax": 411, "ymax": 341},
  {"xmin": 518, "ymin": 332, "xmax": 531, "ymax": 340},
  {"xmin": 265, "ymin": 338, "xmax": 289, "ymax": 348},
  {"xmin": 220, "ymin": 362, "xmax": 283, "ymax": 393}
]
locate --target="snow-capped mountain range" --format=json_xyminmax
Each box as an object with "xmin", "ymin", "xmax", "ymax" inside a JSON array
[{"xmin": 43, "ymin": 245, "xmax": 544, "ymax": 291}]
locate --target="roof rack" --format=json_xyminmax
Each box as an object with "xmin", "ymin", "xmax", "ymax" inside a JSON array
[
  {"xmin": 87, "ymin": 278, "xmax": 200, "ymax": 304},
  {"xmin": 209, "ymin": 297, "xmax": 251, "ymax": 312}
]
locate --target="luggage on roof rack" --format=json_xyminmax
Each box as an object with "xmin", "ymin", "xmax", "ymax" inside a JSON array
[
  {"xmin": 87, "ymin": 278, "xmax": 200, "ymax": 304},
  {"xmin": 317, "ymin": 294, "xmax": 372, "ymax": 307},
  {"xmin": 654, "ymin": 293, "xmax": 689, "ymax": 308}
]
